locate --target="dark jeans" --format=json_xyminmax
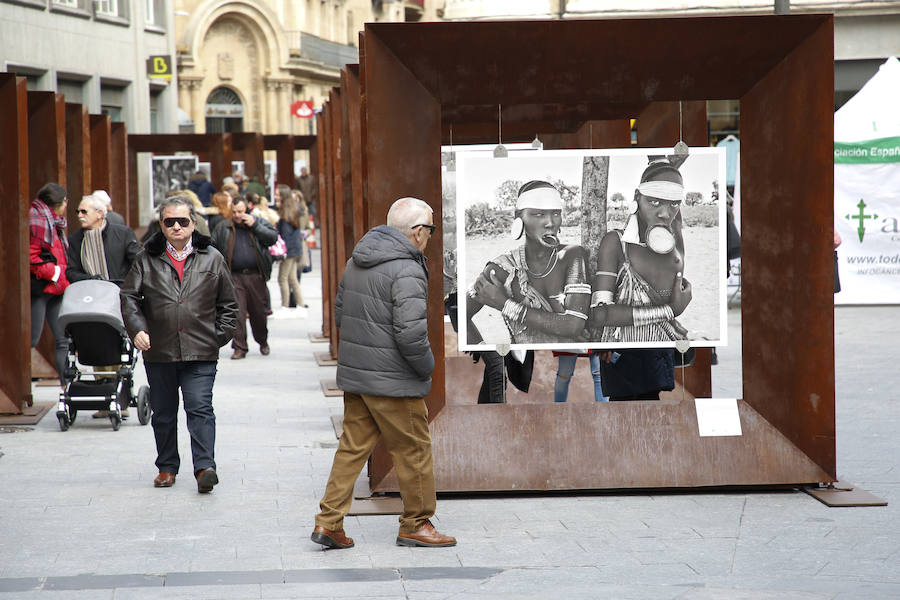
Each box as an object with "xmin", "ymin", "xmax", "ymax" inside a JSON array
[
  {"xmin": 144, "ymin": 361, "xmax": 218, "ymax": 475},
  {"xmin": 231, "ymin": 271, "xmax": 269, "ymax": 352},
  {"xmin": 30, "ymin": 293, "xmax": 68, "ymax": 377},
  {"xmin": 477, "ymin": 351, "xmax": 506, "ymax": 404}
]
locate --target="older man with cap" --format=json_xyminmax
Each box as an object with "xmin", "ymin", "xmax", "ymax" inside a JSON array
[
  {"xmin": 311, "ymin": 197, "xmax": 455, "ymax": 550},
  {"xmin": 91, "ymin": 190, "xmax": 125, "ymax": 226},
  {"xmin": 467, "ymin": 180, "xmax": 591, "ymax": 346}
]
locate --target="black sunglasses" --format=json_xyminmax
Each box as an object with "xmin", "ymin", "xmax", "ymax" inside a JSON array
[
  {"xmin": 411, "ymin": 224, "xmax": 436, "ymax": 236},
  {"xmin": 162, "ymin": 217, "xmax": 192, "ymax": 228},
  {"xmin": 77, "ymin": 209, "xmax": 91, "ymax": 215}
]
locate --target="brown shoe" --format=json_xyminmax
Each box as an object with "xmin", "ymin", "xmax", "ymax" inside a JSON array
[
  {"xmin": 92, "ymin": 410, "xmax": 109, "ymax": 419},
  {"xmin": 260, "ymin": 344, "xmax": 270, "ymax": 356},
  {"xmin": 311, "ymin": 525, "xmax": 354, "ymax": 549},
  {"xmin": 153, "ymin": 472, "xmax": 176, "ymax": 488},
  {"xmin": 195, "ymin": 468, "xmax": 218, "ymax": 493},
  {"xmin": 231, "ymin": 349, "xmax": 247, "ymax": 360},
  {"xmin": 396, "ymin": 520, "xmax": 456, "ymax": 547}
]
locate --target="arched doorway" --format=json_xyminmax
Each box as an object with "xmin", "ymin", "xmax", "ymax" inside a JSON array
[{"xmin": 205, "ymin": 86, "xmax": 244, "ymax": 133}]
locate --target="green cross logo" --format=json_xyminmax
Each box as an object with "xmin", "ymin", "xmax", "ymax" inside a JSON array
[{"xmin": 846, "ymin": 199, "xmax": 878, "ymax": 243}]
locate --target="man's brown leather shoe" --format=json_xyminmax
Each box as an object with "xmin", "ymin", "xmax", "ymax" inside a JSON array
[
  {"xmin": 231, "ymin": 349, "xmax": 246, "ymax": 360},
  {"xmin": 195, "ymin": 468, "xmax": 218, "ymax": 493},
  {"xmin": 153, "ymin": 472, "xmax": 176, "ymax": 488},
  {"xmin": 260, "ymin": 344, "xmax": 270, "ymax": 356},
  {"xmin": 311, "ymin": 526, "xmax": 354, "ymax": 549},
  {"xmin": 396, "ymin": 520, "xmax": 456, "ymax": 547}
]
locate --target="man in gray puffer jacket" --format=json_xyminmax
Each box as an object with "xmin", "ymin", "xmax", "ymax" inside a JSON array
[{"xmin": 312, "ymin": 197, "xmax": 456, "ymax": 550}]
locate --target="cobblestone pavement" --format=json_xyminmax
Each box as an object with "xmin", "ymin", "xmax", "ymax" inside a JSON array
[{"xmin": 0, "ymin": 253, "xmax": 898, "ymax": 599}]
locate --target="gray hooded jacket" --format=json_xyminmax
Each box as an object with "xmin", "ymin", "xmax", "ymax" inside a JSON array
[{"xmin": 335, "ymin": 225, "xmax": 434, "ymax": 398}]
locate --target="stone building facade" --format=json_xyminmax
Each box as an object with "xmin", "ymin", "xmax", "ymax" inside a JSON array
[{"xmin": 174, "ymin": 0, "xmax": 429, "ymax": 136}]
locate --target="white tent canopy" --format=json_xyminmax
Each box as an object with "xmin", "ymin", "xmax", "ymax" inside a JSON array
[{"xmin": 834, "ymin": 56, "xmax": 900, "ymax": 305}]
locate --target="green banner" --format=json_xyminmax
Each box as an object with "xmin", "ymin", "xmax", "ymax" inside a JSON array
[{"xmin": 835, "ymin": 136, "xmax": 900, "ymax": 164}]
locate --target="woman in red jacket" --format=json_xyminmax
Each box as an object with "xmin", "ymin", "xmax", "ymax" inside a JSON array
[{"xmin": 29, "ymin": 183, "xmax": 70, "ymax": 382}]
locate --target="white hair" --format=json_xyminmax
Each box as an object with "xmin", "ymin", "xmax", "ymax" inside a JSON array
[
  {"xmin": 386, "ymin": 197, "xmax": 433, "ymax": 235},
  {"xmin": 91, "ymin": 190, "xmax": 112, "ymax": 208},
  {"xmin": 81, "ymin": 194, "xmax": 107, "ymax": 214}
]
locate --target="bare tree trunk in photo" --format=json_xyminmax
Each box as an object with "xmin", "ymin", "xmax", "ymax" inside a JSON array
[{"xmin": 581, "ymin": 156, "xmax": 609, "ymax": 275}]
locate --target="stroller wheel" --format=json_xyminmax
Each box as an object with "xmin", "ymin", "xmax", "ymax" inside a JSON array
[
  {"xmin": 110, "ymin": 413, "xmax": 121, "ymax": 431},
  {"xmin": 137, "ymin": 386, "xmax": 151, "ymax": 426},
  {"xmin": 68, "ymin": 409, "xmax": 77, "ymax": 424},
  {"xmin": 57, "ymin": 413, "xmax": 69, "ymax": 432}
]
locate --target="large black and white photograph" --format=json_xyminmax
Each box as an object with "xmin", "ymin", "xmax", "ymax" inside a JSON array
[
  {"xmin": 456, "ymin": 147, "xmax": 727, "ymax": 351},
  {"xmin": 149, "ymin": 155, "xmax": 199, "ymax": 212}
]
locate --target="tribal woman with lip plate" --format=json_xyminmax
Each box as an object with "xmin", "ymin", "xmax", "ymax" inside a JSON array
[
  {"xmin": 467, "ymin": 180, "xmax": 591, "ymax": 346},
  {"xmin": 588, "ymin": 158, "xmax": 692, "ymax": 343}
]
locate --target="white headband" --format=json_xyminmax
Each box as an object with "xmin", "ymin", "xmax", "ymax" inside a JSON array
[
  {"xmin": 516, "ymin": 186, "xmax": 563, "ymax": 211},
  {"xmin": 638, "ymin": 181, "xmax": 684, "ymax": 202}
]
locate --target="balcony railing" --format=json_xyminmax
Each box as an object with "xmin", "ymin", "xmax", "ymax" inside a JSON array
[{"xmin": 285, "ymin": 31, "xmax": 360, "ymax": 68}]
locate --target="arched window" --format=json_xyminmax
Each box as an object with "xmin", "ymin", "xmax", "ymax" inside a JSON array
[{"xmin": 205, "ymin": 86, "xmax": 244, "ymax": 133}]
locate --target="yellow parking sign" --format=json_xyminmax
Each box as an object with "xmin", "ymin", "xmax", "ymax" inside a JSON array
[{"xmin": 147, "ymin": 55, "xmax": 172, "ymax": 82}]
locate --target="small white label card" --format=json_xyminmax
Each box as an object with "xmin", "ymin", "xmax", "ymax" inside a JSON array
[{"xmin": 694, "ymin": 398, "xmax": 742, "ymax": 437}]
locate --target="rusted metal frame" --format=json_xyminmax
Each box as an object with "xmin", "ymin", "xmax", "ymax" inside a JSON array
[
  {"xmin": 361, "ymin": 27, "xmax": 444, "ymax": 491},
  {"xmin": 262, "ymin": 134, "xmax": 295, "ymax": 192},
  {"xmin": 314, "ymin": 114, "xmax": 331, "ymax": 340},
  {"xmin": 356, "ymin": 37, "xmax": 371, "ymax": 236},
  {"xmin": 343, "ymin": 66, "xmax": 367, "ymax": 245},
  {"xmin": 740, "ymin": 19, "xmax": 836, "ymax": 478},
  {"xmin": 366, "ymin": 17, "xmax": 825, "ymax": 106},
  {"xmin": 109, "ymin": 123, "xmax": 128, "ymax": 226},
  {"xmin": 231, "ymin": 132, "xmax": 264, "ymax": 181},
  {"xmin": 27, "ymin": 91, "xmax": 67, "ymax": 378},
  {"xmin": 326, "ymin": 90, "xmax": 347, "ymax": 359},
  {"xmin": 635, "ymin": 101, "xmax": 714, "ymax": 399},
  {"xmin": 89, "ymin": 114, "xmax": 112, "ymax": 199},
  {"xmin": 0, "ymin": 75, "xmax": 33, "ymax": 412},
  {"xmin": 127, "ymin": 134, "xmax": 234, "ymax": 220},
  {"xmin": 362, "ymin": 16, "xmax": 836, "ymax": 492},
  {"xmin": 64, "ymin": 103, "xmax": 92, "ymax": 227}
]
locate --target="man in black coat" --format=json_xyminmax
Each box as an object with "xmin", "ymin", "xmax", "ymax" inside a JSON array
[
  {"xmin": 210, "ymin": 196, "xmax": 277, "ymax": 359},
  {"xmin": 121, "ymin": 196, "xmax": 238, "ymax": 493}
]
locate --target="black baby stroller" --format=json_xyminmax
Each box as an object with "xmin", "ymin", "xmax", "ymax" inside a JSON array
[{"xmin": 56, "ymin": 279, "xmax": 151, "ymax": 431}]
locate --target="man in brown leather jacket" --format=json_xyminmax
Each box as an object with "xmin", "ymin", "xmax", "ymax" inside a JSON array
[{"xmin": 121, "ymin": 196, "xmax": 238, "ymax": 493}]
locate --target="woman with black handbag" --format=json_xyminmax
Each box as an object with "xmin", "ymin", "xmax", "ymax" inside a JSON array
[{"xmin": 29, "ymin": 183, "xmax": 71, "ymax": 387}]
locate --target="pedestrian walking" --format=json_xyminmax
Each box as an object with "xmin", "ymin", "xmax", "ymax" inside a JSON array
[
  {"xmin": 312, "ymin": 197, "xmax": 456, "ymax": 550},
  {"xmin": 120, "ymin": 195, "xmax": 238, "ymax": 493}
]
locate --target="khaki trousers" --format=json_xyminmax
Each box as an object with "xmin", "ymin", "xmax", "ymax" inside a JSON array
[{"xmin": 315, "ymin": 392, "xmax": 436, "ymax": 534}]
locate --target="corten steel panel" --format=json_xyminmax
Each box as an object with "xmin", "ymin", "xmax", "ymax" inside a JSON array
[
  {"xmin": 541, "ymin": 119, "xmax": 632, "ymax": 151},
  {"xmin": 64, "ymin": 103, "xmax": 91, "ymax": 227},
  {"xmin": 326, "ymin": 91, "xmax": 346, "ymax": 359},
  {"xmin": 362, "ymin": 25, "xmax": 444, "ymax": 491},
  {"xmin": 343, "ymin": 67, "xmax": 367, "ymax": 244},
  {"xmin": 366, "ymin": 16, "xmax": 826, "ymax": 106},
  {"xmin": 127, "ymin": 134, "xmax": 234, "ymax": 220},
  {"xmin": 338, "ymin": 76, "xmax": 358, "ymax": 255},
  {"xmin": 89, "ymin": 114, "xmax": 112, "ymax": 195},
  {"xmin": 0, "ymin": 75, "xmax": 32, "ymax": 412},
  {"xmin": 109, "ymin": 123, "xmax": 128, "ymax": 225},
  {"xmin": 363, "ymin": 15, "xmax": 837, "ymax": 492},
  {"xmin": 28, "ymin": 92, "xmax": 67, "ymax": 197},
  {"xmin": 356, "ymin": 42, "xmax": 371, "ymax": 236},
  {"xmin": 263, "ymin": 135, "xmax": 295, "ymax": 190},
  {"xmin": 315, "ymin": 114, "xmax": 331, "ymax": 340},
  {"xmin": 741, "ymin": 21, "xmax": 836, "ymax": 478},
  {"xmin": 27, "ymin": 91, "xmax": 67, "ymax": 376},
  {"xmin": 232, "ymin": 132, "xmax": 264, "ymax": 180}
]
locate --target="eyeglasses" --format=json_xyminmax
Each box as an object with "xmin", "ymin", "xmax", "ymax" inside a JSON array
[
  {"xmin": 77, "ymin": 209, "xmax": 91, "ymax": 215},
  {"xmin": 162, "ymin": 217, "xmax": 192, "ymax": 228},
  {"xmin": 411, "ymin": 224, "xmax": 436, "ymax": 236}
]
